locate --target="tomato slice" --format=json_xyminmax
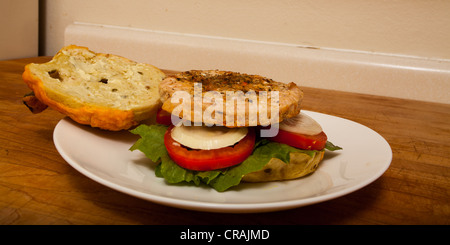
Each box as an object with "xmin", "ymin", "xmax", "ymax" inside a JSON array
[
  {"xmin": 269, "ymin": 129, "xmax": 328, "ymax": 151},
  {"xmin": 164, "ymin": 126, "xmax": 256, "ymax": 171},
  {"xmin": 156, "ymin": 108, "xmax": 173, "ymax": 126}
]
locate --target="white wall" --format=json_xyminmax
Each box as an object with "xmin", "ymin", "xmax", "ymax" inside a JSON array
[
  {"xmin": 41, "ymin": 0, "xmax": 450, "ymax": 60},
  {"xmin": 0, "ymin": 0, "xmax": 38, "ymax": 60},
  {"xmin": 39, "ymin": 0, "xmax": 450, "ymax": 103}
]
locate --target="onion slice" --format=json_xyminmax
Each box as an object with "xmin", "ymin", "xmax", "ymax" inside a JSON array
[
  {"xmin": 279, "ymin": 112, "xmax": 323, "ymax": 135},
  {"xmin": 171, "ymin": 125, "xmax": 248, "ymax": 150}
]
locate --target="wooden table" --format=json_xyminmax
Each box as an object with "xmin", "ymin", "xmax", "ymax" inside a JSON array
[{"xmin": 1, "ymin": 57, "xmax": 449, "ymax": 226}]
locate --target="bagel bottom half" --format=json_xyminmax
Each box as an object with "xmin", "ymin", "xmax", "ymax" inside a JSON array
[{"xmin": 242, "ymin": 150, "xmax": 325, "ymax": 182}]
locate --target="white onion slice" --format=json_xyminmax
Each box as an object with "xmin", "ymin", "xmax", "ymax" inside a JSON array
[
  {"xmin": 171, "ymin": 125, "xmax": 248, "ymax": 150},
  {"xmin": 279, "ymin": 112, "xmax": 323, "ymax": 135}
]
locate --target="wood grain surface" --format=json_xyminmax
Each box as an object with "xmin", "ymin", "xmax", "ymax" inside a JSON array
[{"xmin": 0, "ymin": 57, "xmax": 449, "ymax": 225}]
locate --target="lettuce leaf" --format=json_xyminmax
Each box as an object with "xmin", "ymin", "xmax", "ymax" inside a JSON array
[
  {"xmin": 129, "ymin": 124, "xmax": 340, "ymax": 192},
  {"xmin": 325, "ymin": 140, "xmax": 343, "ymax": 151},
  {"xmin": 129, "ymin": 124, "xmax": 167, "ymax": 162}
]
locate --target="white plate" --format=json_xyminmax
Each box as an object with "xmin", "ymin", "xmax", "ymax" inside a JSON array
[{"xmin": 53, "ymin": 111, "xmax": 392, "ymax": 213}]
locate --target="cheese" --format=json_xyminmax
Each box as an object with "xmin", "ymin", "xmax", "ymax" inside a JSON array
[
  {"xmin": 171, "ymin": 125, "xmax": 248, "ymax": 150},
  {"xmin": 279, "ymin": 112, "xmax": 323, "ymax": 135}
]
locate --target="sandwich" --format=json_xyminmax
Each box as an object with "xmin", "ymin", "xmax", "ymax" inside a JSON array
[
  {"xmin": 21, "ymin": 46, "xmax": 340, "ymax": 192},
  {"xmin": 130, "ymin": 70, "xmax": 341, "ymax": 192}
]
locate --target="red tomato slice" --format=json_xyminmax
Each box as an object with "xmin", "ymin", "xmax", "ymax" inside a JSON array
[
  {"xmin": 164, "ymin": 126, "xmax": 256, "ymax": 171},
  {"xmin": 156, "ymin": 108, "xmax": 173, "ymax": 126},
  {"xmin": 270, "ymin": 129, "xmax": 328, "ymax": 151}
]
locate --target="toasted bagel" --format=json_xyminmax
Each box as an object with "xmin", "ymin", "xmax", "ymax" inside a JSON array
[
  {"xmin": 159, "ymin": 70, "xmax": 303, "ymax": 127},
  {"xmin": 242, "ymin": 150, "xmax": 325, "ymax": 182},
  {"xmin": 22, "ymin": 45, "xmax": 165, "ymax": 131}
]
